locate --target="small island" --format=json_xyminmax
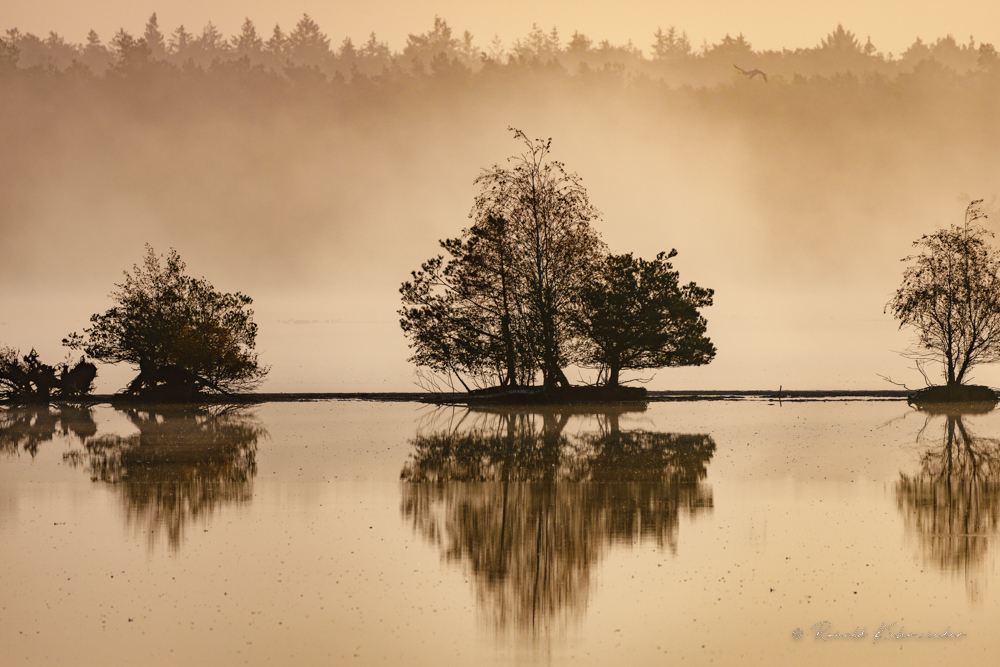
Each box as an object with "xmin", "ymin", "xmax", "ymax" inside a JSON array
[
  {"xmin": 399, "ymin": 129, "xmax": 715, "ymax": 404},
  {"xmin": 2, "ymin": 246, "xmax": 267, "ymax": 406},
  {"xmin": 888, "ymin": 200, "xmax": 1000, "ymax": 408}
]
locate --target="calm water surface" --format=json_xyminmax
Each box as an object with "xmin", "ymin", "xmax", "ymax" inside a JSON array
[{"xmin": 2, "ymin": 399, "xmax": 999, "ymax": 665}]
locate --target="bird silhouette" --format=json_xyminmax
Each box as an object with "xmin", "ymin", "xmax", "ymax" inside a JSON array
[{"xmin": 734, "ymin": 65, "xmax": 767, "ymax": 82}]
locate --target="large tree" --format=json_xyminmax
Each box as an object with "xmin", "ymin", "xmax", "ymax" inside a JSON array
[
  {"xmin": 401, "ymin": 129, "xmax": 605, "ymax": 390},
  {"xmin": 400, "ymin": 213, "xmax": 538, "ymax": 389},
  {"xmin": 65, "ymin": 246, "xmax": 267, "ymax": 400},
  {"xmin": 887, "ymin": 200, "xmax": 1000, "ymax": 386},
  {"xmin": 472, "ymin": 129, "xmax": 606, "ymax": 388},
  {"xmin": 400, "ymin": 131, "xmax": 723, "ymax": 392},
  {"xmin": 575, "ymin": 251, "xmax": 715, "ymax": 387}
]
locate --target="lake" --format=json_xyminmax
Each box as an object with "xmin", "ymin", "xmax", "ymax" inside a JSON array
[{"xmin": 2, "ymin": 398, "xmax": 998, "ymax": 665}]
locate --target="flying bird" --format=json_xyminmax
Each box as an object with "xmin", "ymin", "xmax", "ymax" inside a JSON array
[{"xmin": 734, "ymin": 65, "xmax": 767, "ymax": 82}]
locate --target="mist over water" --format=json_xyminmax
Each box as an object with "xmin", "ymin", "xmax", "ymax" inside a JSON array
[{"xmin": 4, "ymin": 18, "xmax": 1000, "ymax": 391}]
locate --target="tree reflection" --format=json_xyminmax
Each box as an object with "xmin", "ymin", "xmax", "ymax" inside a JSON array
[
  {"xmin": 896, "ymin": 407, "xmax": 1000, "ymax": 595},
  {"xmin": 401, "ymin": 406, "xmax": 714, "ymax": 637},
  {"xmin": 62, "ymin": 407, "xmax": 264, "ymax": 551},
  {"xmin": 0, "ymin": 406, "xmax": 96, "ymax": 457}
]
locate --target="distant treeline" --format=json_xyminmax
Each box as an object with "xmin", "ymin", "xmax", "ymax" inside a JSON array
[
  {"xmin": 5, "ymin": 10, "xmax": 1000, "ymax": 329},
  {"xmin": 2, "ymin": 14, "xmax": 998, "ymax": 87}
]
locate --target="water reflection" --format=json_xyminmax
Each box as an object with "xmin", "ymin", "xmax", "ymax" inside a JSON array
[
  {"xmin": 401, "ymin": 406, "xmax": 714, "ymax": 637},
  {"xmin": 896, "ymin": 406, "xmax": 1000, "ymax": 595},
  {"xmin": 62, "ymin": 407, "xmax": 265, "ymax": 551},
  {"xmin": 0, "ymin": 406, "xmax": 96, "ymax": 457}
]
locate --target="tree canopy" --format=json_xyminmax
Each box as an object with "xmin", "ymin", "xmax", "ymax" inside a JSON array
[
  {"xmin": 2, "ymin": 14, "xmax": 994, "ymax": 87},
  {"xmin": 887, "ymin": 200, "xmax": 1000, "ymax": 386},
  {"xmin": 64, "ymin": 246, "xmax": 267, "ymax": 399},
  {"xmin": 400, "ymin": 131, "xmax": 714, "ymax": 391},
  {"xmin": 575, "ymin": 251, "xmax": 715, "ymax": 387},
  {"xmin": 401, "ymin": 130, "xmax": 607, "ymax": 390}
]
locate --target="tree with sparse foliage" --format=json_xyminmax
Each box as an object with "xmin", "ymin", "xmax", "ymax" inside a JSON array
[
  {"xmin": 887, "ymin": 200, "xmax": 1000, "ymax": 386},
  {"xmin": 64, "ymin": 246, "xmax": 267, "ymax": 400},
  {"xmin": 575, "ymin": 251, "xmax": 715, "ymax": 387},
  {"xmin": 400, "ymin": 129, "xmax": 606, "ymax": 391},
  {"xmin": 474, "ymin": 130, "xmax": 605, "ymax": 388}
]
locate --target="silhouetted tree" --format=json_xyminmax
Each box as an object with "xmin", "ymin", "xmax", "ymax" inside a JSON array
[
  {"xmin": 652, "ymin": 26, "xmax": 692, "ymax": 60},
  {"xmin": 232, "ymin": 18, "xmax": 263, "ymax": 59},
  {"xmin": 820, "ymin": 24, "xmax": 862, "ymax": 52},
  {"xmin": 38, "ymin": 32, "xmax": 78, "ymax": 69},
  {"xmin": 575, "ymin": 251, "xmax": 715, "ymax": 387},
  {"xmin": 80, "ymin": 30, "xmax": 112, "ymax": 72},
  {"xmin": 485, "ymin": 34, "xmax": 506, "ymax": 62},
  {"xmin": 264, "ymin": 24, "xmax": 287, "ymax": 59},
  {"xmin": 512, "ymin": 24, "xmax": 561, "ymax": 62},
  {"xmin": 900, "ymin": 37, "xmax": 932, "ymax": 70},
  {"xmin": 404, "ymin": 16, "xmax": 459, "ymax": 73},
  {"xmin": 143, "ymin": 13, "xmax": 166, "ymax": 59},
  {"xmin": 337, "ymin": 37, "xmax": 356, "ymax": 70},
  {"xmin": 64, "ymin": 246, "xmax": 267, "ymax": 400},
  {"xmin": 567, "ymin": 31, "xmax": 592, "ymax": 55},
  {"xmin": 189, "ymin": 21, "xmax": 229, "ymax": 66},
  {"xmin": 401, "ymin": 130, "xmax": 605, "ymax": 390},
  {"xmin": 2, "ymin": 29, "xmax": 41, "ymax": 69},
  {"xmin": 473, "ymin": 130, "xmax": 605, "ymax": 389},
  {"xmin": 456, "ymin": 30, "xmax": 481, "ymax": 68},
  {"xmin": 887, "ymin": 200, "xmax": 1000, "ymax": 386},
  {"xmin": 168, "ymin": 24, "xmax": 193, "ymax": 59},
  {"xmin": 108, "ymin": 29, "xmax": 151, "ymax": 76},
  {"xmin": 706, "ymin": 33, "xmax": 754, "ymax": 60},
  {"xmin": 287, "ymin": 14, "xmax": 330, "ymax": 68},
  {"xmin": 401, "ymin": 210, "xmax": 545, "ymax": 389},
  {"xmin": 979, "ymin": 43, "xmax": 999, "ymax": 72}
]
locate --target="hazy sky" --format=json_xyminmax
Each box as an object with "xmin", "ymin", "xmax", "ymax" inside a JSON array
[
  {"xmin": 5, "ymin": 0, "xmax": 1000, "ymax": 56},
  {"xmin": 5, "ymin": 1, "xmax": 1000, "ymax": 394}
]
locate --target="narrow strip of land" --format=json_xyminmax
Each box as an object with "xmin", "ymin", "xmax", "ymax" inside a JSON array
[{"xmin": 21, "ymin": 389, "xmax": 909, "ymax": 406}]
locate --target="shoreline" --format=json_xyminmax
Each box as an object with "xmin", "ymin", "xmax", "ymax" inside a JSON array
[{"xmin": 3, "ymin": 389, "xmax": 911, "ymax": 407}]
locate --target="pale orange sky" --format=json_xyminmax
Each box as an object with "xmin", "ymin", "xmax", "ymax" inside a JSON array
[
  {"xmin": 4, "ymin": 0, "xmax": 1000, "ymax": 56},
  {"xmin": 6, "ymin": 1, "xmax": 1000, "ymax": 393}
]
